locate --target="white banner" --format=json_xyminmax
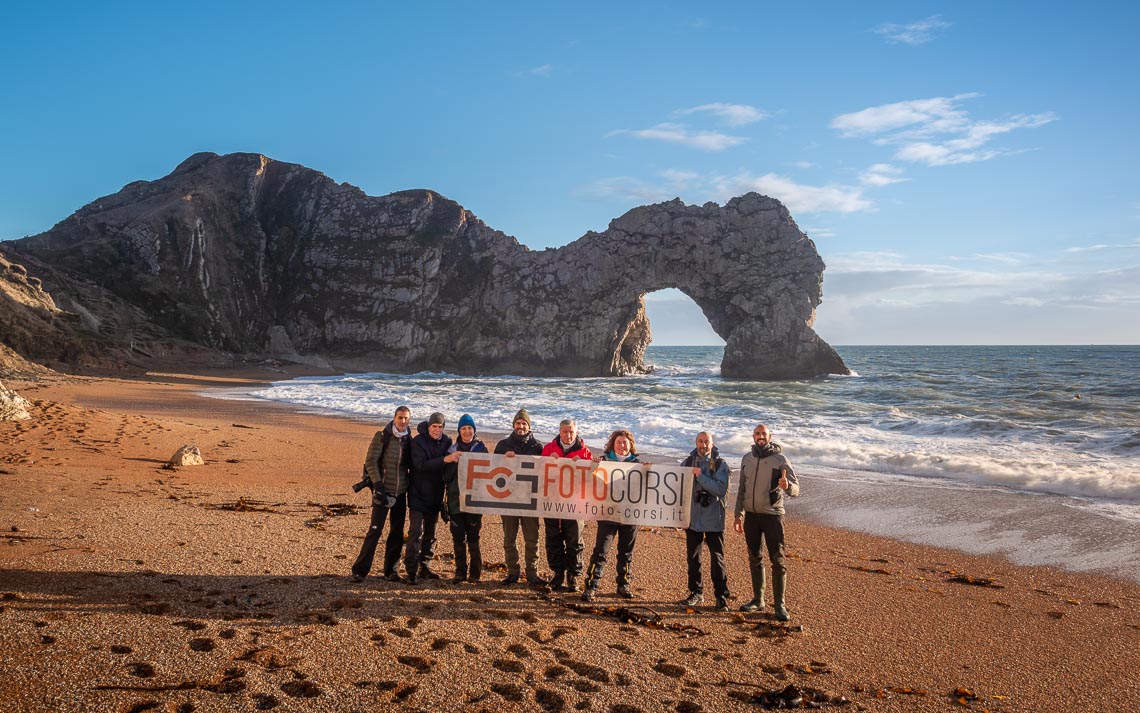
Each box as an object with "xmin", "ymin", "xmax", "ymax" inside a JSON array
[{"xmin": 457, "ymin": 453, "xmax": 692, "ymax": 528}]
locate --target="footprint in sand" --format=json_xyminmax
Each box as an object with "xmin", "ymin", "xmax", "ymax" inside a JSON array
[
  {"xmin": 544, "ymin": 664, "xmax": 569, "ymax": 680},
  {"xmin": 279, "ymin": 680, "xmax": 321, "ymax": 698},
  {"xmin": 128, "ymin": 662, "xmax": 156, "ymax": 678},
  {"xmin": 654, "ymin": 661, "xmax": 687, "ymax": 678},
  {"xmin": 492, "ymin": 658, "xmax": 526, "ymax": 673},
  {"xmin": 536, "ymin": 688, "xmax": 566, "ymax": 712},
  {"xmin": 251, "ymin": 692, "xmax": 279, "ymax": 709},
  {"xmin": 189, "ymin": 638, "xmax": 215, "ymax": 652},
  {"xmin": 173, "ymin": 620, "xmax": 207, "ymax": 631},
  {"xmin": 490, "ymin": 682, "xmax": 526, "ymax": 701},
  {"xmin": 396, "ymin": 655, "xmax": 436, "ymax": 673}
]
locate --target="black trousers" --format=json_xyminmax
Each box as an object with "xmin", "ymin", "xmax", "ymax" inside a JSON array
[
  {"xmin": 351, "ymin": 494, "xmax": 407, "ymax": 578},
  {"xmin": 742, "ymin": 512, "xmax": 786, "ymax": 577},
  {"xmin": 404, "ymin": 509, "xmax": 439, "ymax": 573},
  {"xmin": 544, "ymin": 517, "xmax": 583, "ymax": 576},
  {"xmin": 586, "ymin": 520, "xmax": 638, "ymax": 587},
  {"xmin": 449, "ymin": 512, "xmax": 483, "ymax": 578},
  {"xmin": 685, "ymin": 529, "xmax": 729, "ymax": 598}
]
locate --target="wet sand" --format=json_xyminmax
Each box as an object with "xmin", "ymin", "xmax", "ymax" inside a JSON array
[{"xmin": 1, "ymin": 369, "xmax": 1138, "ymax": 712}]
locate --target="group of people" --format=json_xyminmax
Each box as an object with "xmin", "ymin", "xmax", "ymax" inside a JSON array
[{"xmin": 349, "ymin": 407, "xmax": 800, "ymax": 621}]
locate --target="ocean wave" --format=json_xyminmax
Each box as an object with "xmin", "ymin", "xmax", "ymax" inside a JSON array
[
  {"xmin": 226, "ymin": 345, "xmax": 1140, "ymax": 509},
  {"xmin": 792, "ymin": 437, "xmax": 1140, "ymax": 503}
]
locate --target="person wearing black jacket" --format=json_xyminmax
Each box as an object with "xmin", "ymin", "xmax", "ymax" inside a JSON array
[
  {"xmin": 442, "ymin": 414, "xmax": 489, "ymax": 584},
  {"xmin": 582, "ymin": 429, "xmax": 644, "ymax": 602},
  {"xmin": 350, "ymin": 406, "xmax": 413, "ymax": 583},
  {"xmin": 405, "ymin": 412, "xmax": 459, "ymax": 584},
  {"xmin": 494, "ymin": 408, "xmax": 545, "ymax": 586}
]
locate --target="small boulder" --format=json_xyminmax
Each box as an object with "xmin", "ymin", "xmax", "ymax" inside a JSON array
[
  {"xmin": 168, "ymin": 445, "xmax": 205, "ymax": 467},
  {"xmin": 0, "ymin": 381, "xmax": 32, "ymax": 421}
]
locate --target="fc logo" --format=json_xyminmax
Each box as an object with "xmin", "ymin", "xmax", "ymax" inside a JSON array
[{"xmin": 463, "ymin": 456, "xmax": 540, "ymax": 511}]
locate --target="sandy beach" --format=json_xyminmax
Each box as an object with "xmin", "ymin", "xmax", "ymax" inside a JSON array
[{"xmin": 1, "ymin": 369, "xmax": 1137, "ymax": 712}]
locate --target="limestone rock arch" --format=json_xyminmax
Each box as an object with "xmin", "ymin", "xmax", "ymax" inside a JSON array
[{"xmin": 2, "ymin": 152, "xmax": 848, "ymax": 380}]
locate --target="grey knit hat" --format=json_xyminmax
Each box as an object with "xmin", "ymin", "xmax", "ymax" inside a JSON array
[
  {"xmin": 512, "ymin": 408, "xmax": 531, "ymax": 429},
  {"xmin": 428, "ymin": 412, "xmax": 446, "ymax": 427}
]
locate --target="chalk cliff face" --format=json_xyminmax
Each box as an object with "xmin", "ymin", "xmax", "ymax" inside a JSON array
[{"xmin": 1, "ymin": 152, "xmax": 848, "ymax": 379}]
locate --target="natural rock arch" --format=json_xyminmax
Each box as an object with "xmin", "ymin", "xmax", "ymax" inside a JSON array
[{"xmin": 2, "ymin": 152, "xmax": 848, "ymax": 380}]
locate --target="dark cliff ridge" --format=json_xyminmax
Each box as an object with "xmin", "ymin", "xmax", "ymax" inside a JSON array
[{"xmin": 1, "ymin": 152, "xmax": 849, "ymax": 379}]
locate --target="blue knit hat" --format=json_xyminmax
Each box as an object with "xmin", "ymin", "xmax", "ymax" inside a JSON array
[{"xmin": 458, "ymin": 413, "xmax": 476, "ymax": 433}]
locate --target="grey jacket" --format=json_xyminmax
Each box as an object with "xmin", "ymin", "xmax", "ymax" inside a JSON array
[
  {"xmin": 682, "ymin": 447, "xmax": 729, "ymax": 532},
  {"xmin": 734, "ymin": 442, "xmax": 799, "ymax": 517}
]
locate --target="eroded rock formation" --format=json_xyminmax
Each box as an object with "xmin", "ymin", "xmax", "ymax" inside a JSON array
[
  {"xmin": 1, "ymin": 152, "xmax": 848, "ymax": 379},
  {"xmin": 0, "ymin": 380, "xmax": 32, "ymax": 421}
]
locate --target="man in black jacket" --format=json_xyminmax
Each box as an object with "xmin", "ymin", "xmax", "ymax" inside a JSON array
[
  {"xmin": 351, "ymin": 406, "xmax": 413, "ymax": 583},
  {"xmin": 494, "ymin": 408, "xmax": 545, "ymax": 586},
  {"xmin": 405, "ymin": 412, "xmax": 460, "ymax": 584}
]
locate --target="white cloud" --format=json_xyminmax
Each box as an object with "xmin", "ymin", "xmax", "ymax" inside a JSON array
[
  {"xmin": 793, "ymin": 161, "xmax": 816, "ymax": 169},
  {"xmin": 832, "ymin": 95, "xmax": 1057, "ymax": 167},
  {"xmin": 709, "ymin": 172, "xmax": 872, "ymax": 213},
  {"xmin": 606, "ymin": 123, "xmax": 747, "ymax": 151},
  {"xmin": 576, "ymin": 176, "xmax": 677, "ymax": 203},
  {"xmin": 675, "ymin": 103, "xmax": 769, "ymax": 126},
  {"xmin": 803, "ymin": 226, "xmax": 837, "ymax": 239},
  {"xmin": 824, "ymin": 252, "xmax": 1140, "ymax": 311},
  {"xmin": 580, "ymin": 170, "xmax": 872, "ymax": 214},
  {"xmin": 974, "ymin": 252, "xmax": 1029, "ymax": 265},
  {"xmin": 874, "ymin": 15, "xmax": 953, "ymax": 45},
  {"xmin": 518, "ymin": 64, "xmax": 552, "ymax": 77},
  {"xmin": 859, "ymin": 163, "xmax": 907, "ymax": 187},
  {"xmin": 1064, "ymin": 239, "xmax": 1140, "ymax": 253},
  {"xmin": 831, "ymin": 94, "xmax": 977, "ymax": 138},
  {"xmin": 657, "ymin": 169, "xmax": 700, "ymax": 185}
]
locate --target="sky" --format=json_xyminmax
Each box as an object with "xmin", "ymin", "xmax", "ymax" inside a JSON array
[{"xmin": 2, "ymin": 2, "xmax": 1138, "ymax": 345}]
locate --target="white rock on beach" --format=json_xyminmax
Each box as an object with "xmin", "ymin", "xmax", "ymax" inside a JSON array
[
  {"xmin": 0, "ymin": 380, "xmax": 32, "ymax": 421},
  {"xmin": 168, "ymin": 444, "xmax": 205, "ymax": 466}
]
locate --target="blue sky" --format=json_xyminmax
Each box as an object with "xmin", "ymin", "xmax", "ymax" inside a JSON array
[{"xmin": 2, "ymin": 2, "xmax": 1138, "ymax": 345}]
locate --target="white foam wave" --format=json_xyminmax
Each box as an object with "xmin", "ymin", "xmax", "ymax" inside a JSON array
[{"xmin": 223, "ymin": 354, "xmax": 1140, "ymax": 510}]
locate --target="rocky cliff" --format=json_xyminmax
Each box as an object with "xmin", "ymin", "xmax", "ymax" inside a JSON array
[{"xmin": 0, "ymin": 152, "xmax": 848, "ymax": 379}]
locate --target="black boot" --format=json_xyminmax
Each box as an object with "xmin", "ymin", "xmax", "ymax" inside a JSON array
[
  {"xmin": 548, "ymin": 569, "xmax": 565, "ymax": 591},
  {"xmin": 581, "ymin": 562, "xmax": 602, "ymax": 602},
  {"xmin": 452, "ymin": 549, "xmax": 468, "ymax": 585},
  {"xmin": 468, "ymin": 549, "xmax": 483, "ymax": 582}
]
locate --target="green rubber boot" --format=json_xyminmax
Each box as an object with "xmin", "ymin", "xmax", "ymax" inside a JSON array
[
  {"xmin": 773, "ymin": 571, "xmax": 790, "ymax": 622},
  {"xmin": 738, "ymin": 568, "xmax": 767, "ymax": 612}
]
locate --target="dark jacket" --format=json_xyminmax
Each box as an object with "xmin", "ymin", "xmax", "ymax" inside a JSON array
[
  {"xmin": 409, "ymin": 421, "xmax": 453, "ymax": 514},
  {"xmin": 363, "ymin": 420, "xmax": 412, "ymax": 506},
  {"xmin": 494, "ymin": 430, "xmax": 543, "ymax": 457},
  {"xmin": 682, "ymin": 446, "xmax": 729, "ymax": 532},
  {"xmin": 442, "ymin": 436, "xmax": 489, "ymax": 515}
]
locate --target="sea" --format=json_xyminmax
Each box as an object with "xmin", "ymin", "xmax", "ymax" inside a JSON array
[{"xmin": 215, "ymin": 345, "xmax": 1140, "ymax": 580}]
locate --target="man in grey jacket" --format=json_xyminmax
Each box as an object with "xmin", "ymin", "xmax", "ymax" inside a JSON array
[
  {"xmin": 733, "ymin": 423, "xmax": 799, "ymax": 621},
  {"xmin": 680, "ymin": 432, "xmax": 731, "ymax": 612}
]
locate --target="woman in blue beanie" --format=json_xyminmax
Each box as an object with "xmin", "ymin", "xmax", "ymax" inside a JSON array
[{"xmin": 443, "ymin": 413, "xmax": 489, "ymax": 583}]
